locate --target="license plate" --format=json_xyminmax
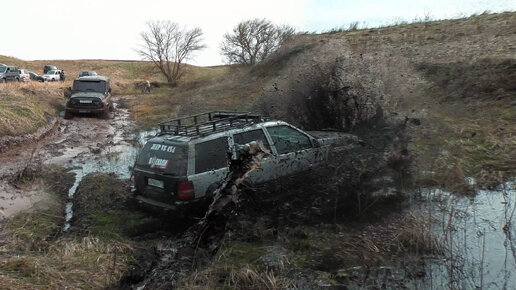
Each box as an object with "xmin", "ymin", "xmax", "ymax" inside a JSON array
[
  {"xmin": 79, "ymin": 110, "xmax": 90, "ymax": 113},
  {"xmin": 148, "ymin": 178, "xmax": 164, "ymax": 188},
  {"xmin": 79, "ymin": 100, "xmax": 92, "ymax": 103}
]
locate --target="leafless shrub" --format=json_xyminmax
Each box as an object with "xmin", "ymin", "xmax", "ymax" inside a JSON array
[
  {"xmin": 220, "ymin": 18, "xmax": 296, "ymax": 65},
  {"xmin": 137, "ymin": 20, "xmax": 206, "ymax": 85}
]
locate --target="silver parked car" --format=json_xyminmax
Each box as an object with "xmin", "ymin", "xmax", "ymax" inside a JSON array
[
  {"xmin": 0, "ymin": 66, "xmax": 22, "ymax": 82},
  {"xmin": 133, "ymin": 111, "xmax": 358, "ymax": 213},
  {"xmin": 41, "ymin": 70, "xmax": 61, "ymax": 82},
  {"xmin": 18, "ymin": 69, "xmax": 31, "ymax": 82}
]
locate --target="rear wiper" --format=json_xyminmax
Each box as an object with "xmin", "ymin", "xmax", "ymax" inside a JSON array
[{"xmin": 162, "ymin": 173, "xmax": 177, "ymax": 176}]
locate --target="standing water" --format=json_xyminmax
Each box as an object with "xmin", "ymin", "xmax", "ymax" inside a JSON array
[{"xmin": 415, "ymin": 180, "xmax": 516, "ymax": 289}]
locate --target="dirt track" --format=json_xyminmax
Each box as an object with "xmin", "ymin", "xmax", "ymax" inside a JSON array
[{"xmin": 0, "ymin": 96, "xmax": 139, "ymax": 219}]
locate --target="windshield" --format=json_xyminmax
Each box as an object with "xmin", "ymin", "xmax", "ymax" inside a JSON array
[
  {"xmin": 47, "ymin": 70, "xmax": 57, "ymax": 75},
  {"xmin": 136, "ymin": 142, "xmax": 188, "ymax": 175},
  {"xmin": 0, "ymin": 67, "xmax": 6, "ymax": 73},
  {"xmin": 72, "ymin": 80, "xmax": 107, "ymax": 93}
]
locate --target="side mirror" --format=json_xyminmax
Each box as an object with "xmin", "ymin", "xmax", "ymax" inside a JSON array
[{"xmin": 108, "ymin": 87, "xmax": 112, "ymax": 93}]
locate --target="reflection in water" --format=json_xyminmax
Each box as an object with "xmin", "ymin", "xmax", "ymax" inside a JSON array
[{"xmin": 416, "ymin": 180, "xmax": 516, "ymax": 289}]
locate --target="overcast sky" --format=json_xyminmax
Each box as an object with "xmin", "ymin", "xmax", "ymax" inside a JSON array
[{"xmin": 2, "ymin": 0, "xmax": 514, "ymax": 66}]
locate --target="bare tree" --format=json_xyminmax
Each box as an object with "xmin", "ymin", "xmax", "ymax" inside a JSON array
[
  {"xmin": 138, "ymin": 20, "xmax": 206, "ymax": 85},
  {"xmin": 220, "ymin": 18, "xmax": 296, "ymax": 65}
]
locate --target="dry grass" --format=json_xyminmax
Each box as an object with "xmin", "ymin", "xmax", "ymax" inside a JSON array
[
  {"xmin": 0, "ymin": 172, "xmax": 136, "ymax": 289},
  {"xmin": 0, "ymin": 82, "xmax": 64, "ymax": 137},
  {"xmin": 178, "ymin": 265, "xmax": 295, "ymax": 289},
  {"xmin": 125, "ymin": 64, "xmax": 265, "ymax": 129},
  {"xmin": 0, "ymin": 235, "xmax": 132, "ymax": 289}
]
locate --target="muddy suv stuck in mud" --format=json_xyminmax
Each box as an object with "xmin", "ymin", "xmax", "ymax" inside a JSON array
[
  {"xmin": 133, "ymin": 111, "xmax": 358, "ymax": 213},
  {"xmin": 64, "ymin": 76, "xmax": 113, "ymax": 119}
]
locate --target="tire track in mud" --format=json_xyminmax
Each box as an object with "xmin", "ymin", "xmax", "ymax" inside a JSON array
[{"xmin": 0, "ymin": 96, "xmax": 153, "ymax": 223}]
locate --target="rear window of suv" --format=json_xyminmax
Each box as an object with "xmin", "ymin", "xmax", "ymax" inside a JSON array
[
  {"xmin": 73, "ymin": 80, "xmax": 107, "ymax": 93},
  {"xmin": 136, "ymin": 142, "xmax": 188, "ymax": 175},
  {"xmin": 195, "ymin": 137, "xmax": 229, "ymax": 173}
]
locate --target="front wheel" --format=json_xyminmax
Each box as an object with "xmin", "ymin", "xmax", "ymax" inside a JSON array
[
  {"xmin": 64, "ymin": 110, "xmax": 73, "ymax": 119},
  {"xmin": 101, "ymin": 107, "xmax": 111, "ymax": 119}
]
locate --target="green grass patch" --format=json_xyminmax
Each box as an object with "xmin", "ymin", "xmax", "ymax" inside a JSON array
[
  {"xmin": 87, "ymin": 210, "xmax": 155, "ymax": 240},
  {"xmin": 216, "ymin": 241, "xmax": 264, "ymax": 268}
]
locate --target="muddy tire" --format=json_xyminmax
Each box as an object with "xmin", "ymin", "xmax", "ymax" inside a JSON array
[
  {"xmin": 64, "ymin": 110, "xmax": 73, "ymax": 119},
  {"xmin": 108, "ymin": 102, "xmax": 114, "ymax": 112},
  {"xmin": 101, "ymin": 108, "xmax": 111, "ymax": 120}
]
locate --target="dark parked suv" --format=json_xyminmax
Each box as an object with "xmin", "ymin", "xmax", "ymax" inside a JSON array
[
  {"xmin": 64, "ymin": 76, "xmax": 113, "ymax": 119},
  {"xmin": 133, "ymin": 111, "xmax": 358, "ymax": 213},
  {"xmin": 43, "ymin": 65, "xmax": 58, "ymax": 74}
]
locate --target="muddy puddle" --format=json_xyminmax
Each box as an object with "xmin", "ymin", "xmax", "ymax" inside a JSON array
[
  {"xmin": 413, "ymin": 180, "xmax": 516, "ymax": 289},
  {"xmin": 56, "ymin": 105, "xmax": 156, "ymax": 231},
  {"xmin": 0, "ymin": 96, "xmax": 157, "ymax": 225}
]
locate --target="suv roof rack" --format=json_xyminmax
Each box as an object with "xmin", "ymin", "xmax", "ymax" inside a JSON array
[{"xmin": 159, "ymin": 111, "xmax": 266, "ymax": 137}]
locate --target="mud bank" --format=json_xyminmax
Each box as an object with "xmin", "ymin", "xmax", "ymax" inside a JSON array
[{"xmin": 0, "ymin": 115, "xmax": 59, "ymax": 154}]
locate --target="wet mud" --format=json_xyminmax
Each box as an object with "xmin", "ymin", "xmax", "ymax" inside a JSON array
[{"xmin": 0, "ymin": 96, "xmax": 147, "ymax": 221}]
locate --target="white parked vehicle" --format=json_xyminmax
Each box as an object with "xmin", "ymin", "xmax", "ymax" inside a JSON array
[
  {"xmin": 133, "ymin": 111, "xmax": 359, "ymax": 213},
  {"xmin": 19, "ymin": 69, "xmax": 31, "ymax": 82},
  {"xmin": 41, "ymin": 70, "xmax": 61, "ymax": 82}
]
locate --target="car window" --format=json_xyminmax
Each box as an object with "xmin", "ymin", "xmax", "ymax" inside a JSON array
[
  {"xmin": 195, "ymin": 137, "xmax": 229, "ymax": 174},
  {"xmin": 73, "ymin": 80, "xmax": 107, "ymax": 93},
  {"xmin": 0, "ymin": 67, "xmax": 6, "ymax": 73},
  {"xmin": 233, "ymin": 129, "xmax": 270, "ymax": 150},
  {"xmin": 266, "ymin": 125, "xmax": 312, "ymax": 154},
  {"xmin": 136, "ymin": 142, "xmax": 188, "ymax": 175}
]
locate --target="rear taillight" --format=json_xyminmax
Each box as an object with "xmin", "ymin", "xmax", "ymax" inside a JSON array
[{"xmin": 177, "ymin": 181, "xmax": 195, "ymax": 200}]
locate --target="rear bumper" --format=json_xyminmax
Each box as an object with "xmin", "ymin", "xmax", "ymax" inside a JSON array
[
  {"xmin": 65, "ymin": 107, "xmax": 105, "ymax": 114},
  {"xmin": 135, "ymin": 195, "xmax": 178, "ymax": 210},
  {"xmin": 134, "ymin": 194, "xmax": 208, "ymax": 216}
]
